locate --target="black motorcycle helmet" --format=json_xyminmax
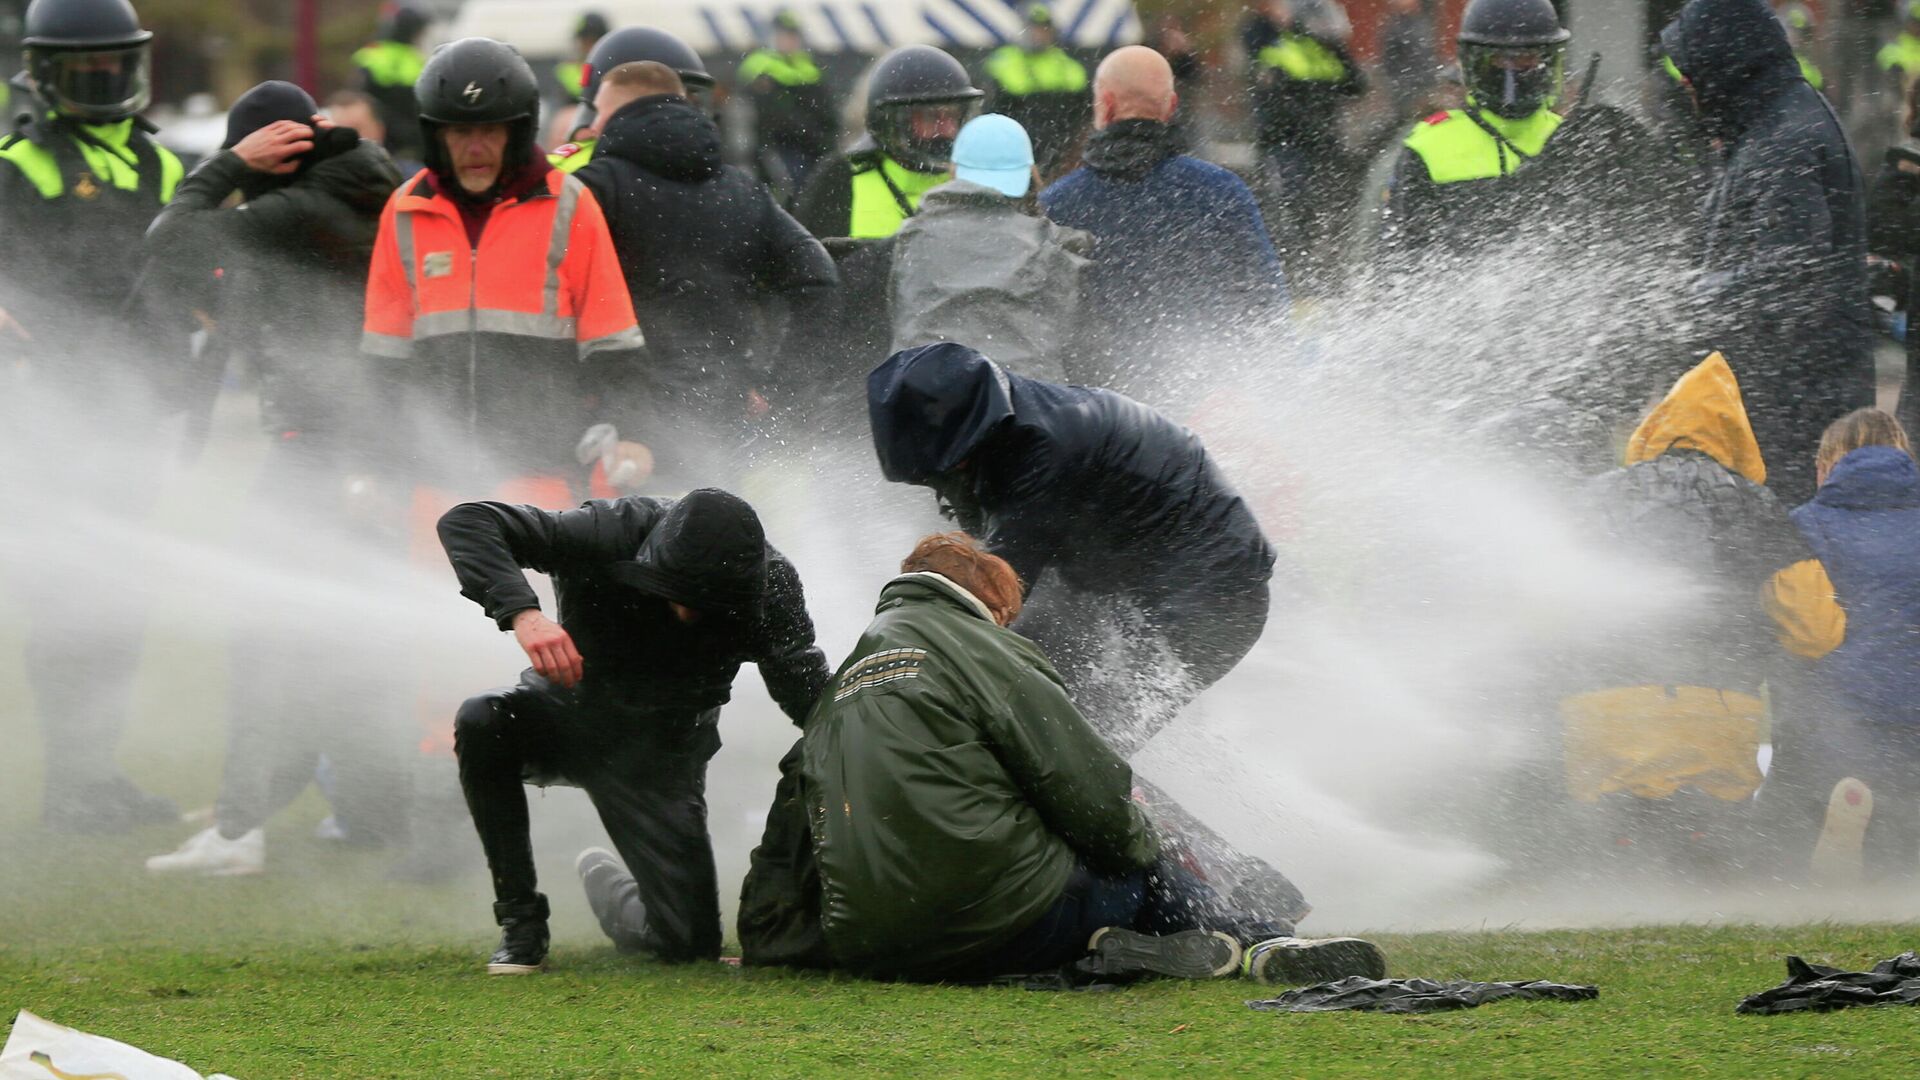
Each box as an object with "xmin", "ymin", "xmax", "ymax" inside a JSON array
[
  {"xmin": 865, "ymin": 45, "xmax": 982, "ymax": 172},
  {"xmin": 22, "ymin": 0, "xmax": 152, "ymax": 123},
  {"xmin": 415, "ymin": 38, "xmax": 540, "ymax": 192},
  {"xmin": 575, "ymin": 26, "xmax": 714, "ymax": 129},
  {"xmin": 1457, "ymin": 0, "xmax": 1569, "ymax": 120}
]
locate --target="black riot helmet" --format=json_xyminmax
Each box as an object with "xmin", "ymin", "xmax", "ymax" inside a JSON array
[
  {"xmin": 384, "ymin": 2, "xmax": 430, "ymax": 45},
  {"xmin": 1457, "ymin": 0, "xmax": 1569, "ymax": 120},
  {"xmin": 415, "ymin": 38, "xmax": 541, "ymax": 188},
  {"xmin": 865, "ymin": 45, "xmax": 983, "ymax": 172},
  {"xmin": 575, "ymin": 26, "xmax": 714, "ymax": 129},
  {"xmin": 22, "ymin": 0, "xmax": 152, "ymax": 123}
]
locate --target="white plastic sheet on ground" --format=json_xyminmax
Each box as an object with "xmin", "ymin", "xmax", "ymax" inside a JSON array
[{"xmin": 1, "ymin": 1012, "xmax": 237, "ymax": 1080}]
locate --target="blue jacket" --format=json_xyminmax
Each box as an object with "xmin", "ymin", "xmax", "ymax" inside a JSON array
[
  {"xmin": 868, "ymin": 342, "xmax": 1275, "ymax": 599},
  {"xmin": 1791, "ymin": 446, "xmax": 1920, "ymax": 726},
  {"xmin": 1039, "ymin": 120, "xmax": 1287, "ymax": 391}
]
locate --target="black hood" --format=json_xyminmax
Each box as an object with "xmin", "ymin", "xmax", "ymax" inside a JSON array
[
  {"xmin": 606, "ymin": 489, "xmax": 768, "ymax": 611},
  {"xmin": 597, "ymin": 94, "xmax": 722, "ymax": 182},
  {"xmin": 1082, "ymin": 119, "xmax": 1178, "ymax": 181},
  {"xmin": 1661, "ymin": 0, "xmax": 1801, "ymax": 138},
  {"xmin": 868, "ymin": 342, "xmax": 1015, "ymax": 485},
  {"xmin": 302, "ymin": 139, "xmax": 405, "ymax": 217}
]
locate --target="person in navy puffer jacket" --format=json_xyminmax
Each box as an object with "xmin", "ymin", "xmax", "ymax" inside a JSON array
[{"xmin": 1770, "ymin": 409, "xmax": 1920, "ymax": 881}]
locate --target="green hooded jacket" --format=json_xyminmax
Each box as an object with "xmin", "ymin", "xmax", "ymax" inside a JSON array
[{"xmin": 801, "ymin": 573, "xmax": 1158, "ymax": 977}]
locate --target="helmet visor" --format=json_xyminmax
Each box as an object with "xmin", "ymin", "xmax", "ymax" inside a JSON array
[
  {"xmin": 33, "ymin": 44, "xmax": 151, "ymax": 122},
  {"xmin": 876, "ymin": 98, "xmax": 982, "ymax": 170},
  {"xmin": 1462, "ymin": 42, "xmax": 1562, "ymax": 119}
]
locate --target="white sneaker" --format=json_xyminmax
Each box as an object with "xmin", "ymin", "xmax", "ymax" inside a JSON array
[
  {"xmin": 145, "ymin": 826, "xmax": 266, "ymax": 877},
  {"xmin": 1811, "ymin": 777, "xmax": 1873, "ymax": 886}
]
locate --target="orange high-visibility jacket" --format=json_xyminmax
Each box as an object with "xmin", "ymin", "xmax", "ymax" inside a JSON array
[{"xmin": 363, "ymin": 166, "xmax": 643, "ymax": 472}]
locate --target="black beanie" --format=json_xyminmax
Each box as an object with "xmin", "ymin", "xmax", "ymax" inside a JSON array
[{"xmin": 222, "ymin": 81, "xmax": 319, "ymax": 149}]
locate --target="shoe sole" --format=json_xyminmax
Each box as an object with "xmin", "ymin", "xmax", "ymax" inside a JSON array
[
  {"xmin": 1247, "ymin": 938, "xmax": 1389, "ymax": 986},
  {"xmin": 485, "ymin": 962, "xmax": 545, "ymax": 976},
  {"xmin": 1811, "ymin": 777, "xmax": 1873, "ymax": 885},
  {"xmin": 1087, "ymin": 928, "xmax": 1242, "ymax": 980}
]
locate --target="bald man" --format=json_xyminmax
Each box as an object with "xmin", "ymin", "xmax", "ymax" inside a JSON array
[{"xmin": 1040, "ymin": 46, "xmax": 1287, "ymax": 408}]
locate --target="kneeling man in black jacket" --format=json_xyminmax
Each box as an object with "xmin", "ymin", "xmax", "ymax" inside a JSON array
[{"xmin": 438, "ymin": 490, "xmax": 830, "ymax": 973}]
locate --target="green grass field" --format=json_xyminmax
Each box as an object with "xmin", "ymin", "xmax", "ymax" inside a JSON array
[{"xmin": 5, "ymin": 822, "xmax": 1920, "ymax": 1079}]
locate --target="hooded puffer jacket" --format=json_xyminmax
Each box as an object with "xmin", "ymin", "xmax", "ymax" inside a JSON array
[
  {"xmin": 1791, "ymin": 445, "xmax": 1920, "ymax": 727},
  {"xmin": 148, "ymin": 139, "xmax": 402, "ymax": 436},
  {"xmin": 1663, "ymin": 0, "xmax": 1872, "ymax": 505},
  {"xmin": 1562, "ymin": 353, "xmax": 1844, "ymax": 802},
  {"xmin": 801, "ymin": 573, "xmax": 1157, "ymax": 979},
  {"xmin": 436, "ymin": 491, "xmax": 830, "ymax": 718},
  {"xmin": 577, "ymin": 94, "xmax": 837, "ymax": 410},
  {"xmin": 868, "ymin": 343, "xmax": 1275, "ymax": 600}
]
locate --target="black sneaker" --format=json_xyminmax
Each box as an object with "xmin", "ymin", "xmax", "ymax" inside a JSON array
[
  {"xmin": 1082, "ymin": 928, "xmax": 1243, "ymax": 980},
  {"xmin": 575, "ymin": 847, "xmax": 646, "ymax": 951},
  {"xmin": 43, "ymin": 775, "xmax": 179, "ymax": 835},
  {"xmin": 487, "ymin": 896, "xmax": 550, "ymax": 976},
  {"xmin": 1243, "ymin": 937, "xmax": 1388, "ymax": 986}
]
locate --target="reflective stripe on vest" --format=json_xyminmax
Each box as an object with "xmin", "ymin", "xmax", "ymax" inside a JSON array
[
  {"xmin": 555, "ymin": 60, "xmax": 586, "ymax": 99},
  {"xmin": 740, "ymin": 48, "xmax": 823, "ymax": 86},
  {"xmin": 1258, "ymin": 34, "xmax": 1349, "ymax": 83},
  {"xmin": 1403, "ymin": 107, "xmax": 1562, "ymax": 185},
  {"xmin": 847, "ymin": 157, "xmax": 946, "ymax": 239},
  {"xmin": 0, "ymin": 119, "xmax": 182, "ymax": 201},
  {"xmin": 354, "ymin": 41, "xmax": 426, "ymax": 87},
  {"xmin": 985, "ymin": 45, "xmax": 1089, "ymax": 96}
]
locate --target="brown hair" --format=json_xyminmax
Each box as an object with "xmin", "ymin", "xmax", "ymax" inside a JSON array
[
  {"xmin": 1817, "ymin": 408, "xmax": 1913, "ymax": 476},
  {"xmin": 901, "ymin": 532, "xmax": 1025, "ymax": 626},
  {"xmin": 602, "ymin": 60, "xmax": 685, "ymax": 98}
]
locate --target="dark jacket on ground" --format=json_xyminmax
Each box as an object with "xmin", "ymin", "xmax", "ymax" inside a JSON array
[
  {"xmin": 576, "ymin": 94, "xmax": 837, "ymax": 412},
  {"xmin": 801, "ymin": 572, "xmax": 1157, "ymax": 978},
  {"xmin": 1791, "ymin": 446, "xmax": 1920, "ymax": 727},
  {"xmin": 436, "ymin": 494, "xmax": 829, "ymax": 719},
  {"xmin": 147, "ymin": 140, "xmax": 400, "ymax": 437},
  {"xmin": 1866, "ymin": 152, "xmax": 1920, "ymax": 438},
  {"xmin": 869, "ymin": 343, "xmax": 1276, "ymax": 602},
  {"xmin": 1664, "ymin": 0, "xmax": 1873, "ymax": 505},
  {"xmin": 1039, "ymin": 120, "xmax": 1288, "ymax": 396}
]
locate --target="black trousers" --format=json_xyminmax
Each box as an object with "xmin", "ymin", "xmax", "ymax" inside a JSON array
[
  {"xmin": 1012, "ymin": 578, "xmax": 1271, "ymax": 757},
  {"xmin": 214, "ymin": 433, "xmax": 407, "ymax": 841},
  {"xmin": 453, "ymin": 672, "xmax": 724, "ymax": 961}
]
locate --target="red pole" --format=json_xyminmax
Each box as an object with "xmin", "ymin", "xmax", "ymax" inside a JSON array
[{"xmin": 295, "ymin": 0, "xmax": 320, "ymax": 94}]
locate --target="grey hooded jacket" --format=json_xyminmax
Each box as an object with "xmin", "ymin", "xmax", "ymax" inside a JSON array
[{"xmin": 889, "ymin": 178, "xmax": 1092, "ymax": 384}]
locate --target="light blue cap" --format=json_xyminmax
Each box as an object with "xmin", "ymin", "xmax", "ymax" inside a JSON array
[{"xmin": 952, "ymin": 113, "xmax": 1034, "ymax": 198}]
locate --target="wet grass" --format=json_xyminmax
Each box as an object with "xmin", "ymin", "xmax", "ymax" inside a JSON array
[{"xmin": 4, "ymin": 829, "xmax": 1920, "ymax": 1080}]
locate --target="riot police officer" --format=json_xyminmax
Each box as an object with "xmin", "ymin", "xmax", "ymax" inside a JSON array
[
  {"xmin": 352, "ymin": 1, "xmax": 430, "ymax": 162},
  {"xmin": 794, "ymin": 44, "xmax": 981, "ymax": 240},
  {"xmin": 0, "ymin": 0, "xmax": 186, "ymax": 832},
  {"xmin": 1376, "ymin": 0, "xmax": 1568, "ymax": 265},
  {"xmin": 549, "ymin": 25, "xmax": 715, "ymax": 173},
  {"xmin": 982, "ymin": 4, "xmax": 1090, "ymax": 181},
  {"xmin": 740, "ymin": 8, "xmax": 836, "ymax": 195}
]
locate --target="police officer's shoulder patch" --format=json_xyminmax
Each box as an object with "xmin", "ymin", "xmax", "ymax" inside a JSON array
[
  {"xmin": 552, "ymin": 142, "xmax": 582, "ymax": 159},
  {"xmin": 1423, "ymin": 111, "xmax": 1453, "ymax": 126}
]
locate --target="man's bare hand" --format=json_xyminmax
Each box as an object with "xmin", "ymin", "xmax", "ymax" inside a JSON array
[
  {"xmin": 232, "ymin": 120, "xmax": 314, "ymax": 175},
  {"xmin": 607, "ymin": 440, "xmax": 654, "ymax": 491},
  {"xmin": 512, "ymin": 609, "xmax": 584, "ymax": 688}
]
